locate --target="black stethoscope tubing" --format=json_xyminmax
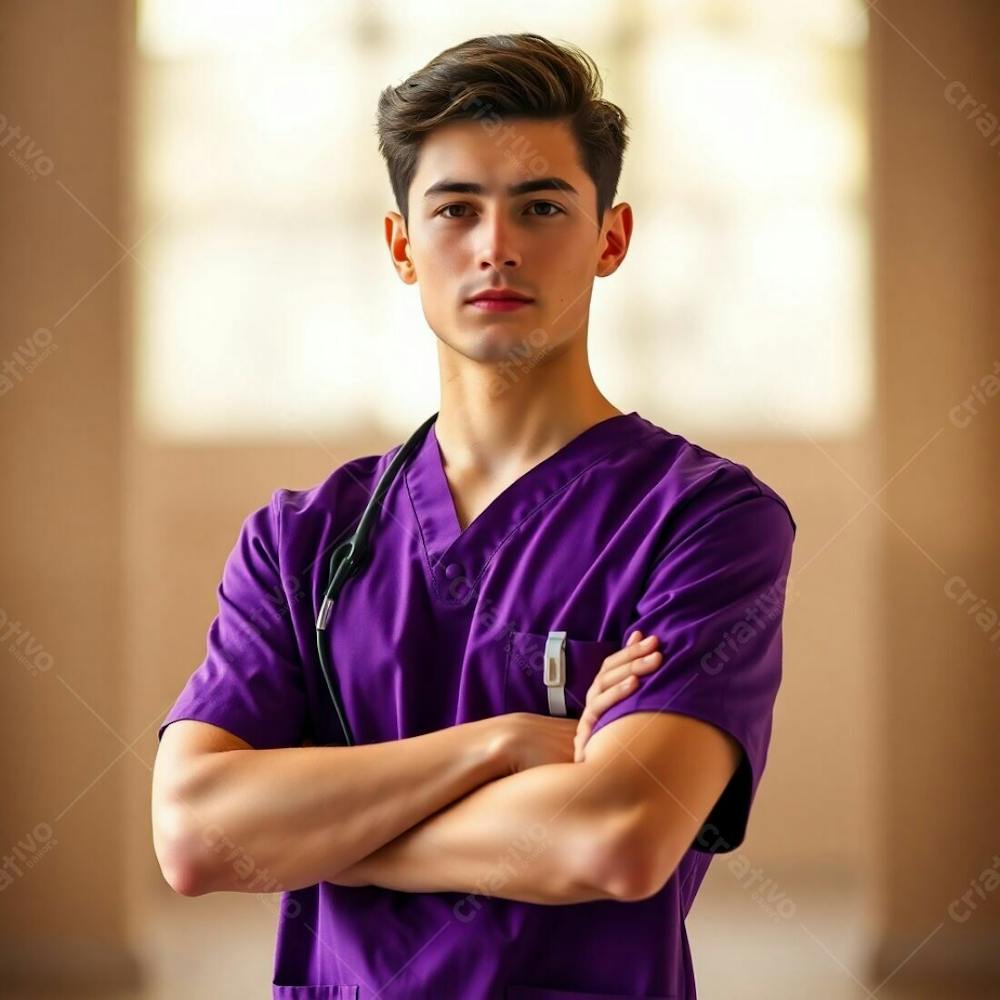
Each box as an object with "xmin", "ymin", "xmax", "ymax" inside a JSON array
[{"xmin": 313, "ymin": 411, "xmax": 439, "ymax": 746}]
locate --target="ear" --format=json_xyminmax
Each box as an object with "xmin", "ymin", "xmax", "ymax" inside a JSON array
[
  {"xmin": 384, "ymin": 211, "xmax": 417, "ymax": 285},
  {"xmin": 595, "ymin": 202, "xmax": 634, "ymax": 279}
]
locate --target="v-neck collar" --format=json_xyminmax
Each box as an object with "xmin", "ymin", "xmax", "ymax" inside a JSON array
[{"xmin": 403, "ymin": 411, "xmax": 654, "ymax": 603}]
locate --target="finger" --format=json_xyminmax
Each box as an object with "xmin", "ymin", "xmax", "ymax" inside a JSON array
[
  {"xmin": 579, "ymin": 674, "xmax": 640, "ymax": 734},
  {"xmin": 596, "ymin": 632, "xmax": 659, "ymax": 677},
  {"xmin": 592, "ymin": 650, "xmax": 663, "ymax": 694},
  {"xmin": 573, "ymin": 629, "xmax": 659, "ymax": 763},
  {"xmin": 574, "ymin": 715, "xmax": 591, "ymax": 757},
  {"xmin": 588, "ymin": 638, "xmax": 660, "ymax": 699},
  {"xmin": 573, "ymin": 719, "xmax": 592, "ymax": 762},
  {"xmin": 575, "ymin": 674, "xmax": 634, "ymax": 762}
]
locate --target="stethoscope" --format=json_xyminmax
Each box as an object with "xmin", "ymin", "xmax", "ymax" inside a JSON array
[{"xmin": 314, "ymin": 411, "xmax": 439, "ymax": 747}]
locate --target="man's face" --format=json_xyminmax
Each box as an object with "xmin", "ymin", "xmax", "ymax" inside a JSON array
[{"xmin": 385, "ymin": 116, "xmax": 632, "ymax": 365}]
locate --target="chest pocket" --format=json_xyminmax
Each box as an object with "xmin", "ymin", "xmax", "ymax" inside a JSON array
[{"xmin": 505, "ymin": 631, "xmax": 621, "ymax": 719}]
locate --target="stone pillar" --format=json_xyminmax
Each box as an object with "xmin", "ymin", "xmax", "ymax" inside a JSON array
[
  {"xmin": 871, "ymin": 0, "xmax": 1000, "ymax": 986},
  {"xmin": 0, "ymin": 0, "xmax": 142, "ymax": 990}
]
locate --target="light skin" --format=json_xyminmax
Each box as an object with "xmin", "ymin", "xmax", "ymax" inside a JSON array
[
  {"xmin": 383, "ymin": 116, "xmax": 634, "ymax": 527},
  {"xmin": 327, "ymin": 702, "xmax": 741, "ymax": 904},
  {"xmin": 151, "ymin": 114, "xmax": 741, "ymax": 903}
]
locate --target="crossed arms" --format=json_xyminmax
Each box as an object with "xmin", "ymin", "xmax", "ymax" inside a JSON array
[
  {"xmin": 152, "ymin": 632, "xmax": 741, "ymax": 904},
  {"xmin": 325, "ymin": 709, "xmax": 741, "ymax": 904}
]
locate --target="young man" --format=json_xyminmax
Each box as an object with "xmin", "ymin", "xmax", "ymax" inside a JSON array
[{"xmin": 153, "ymin": 32, "xmax": 796, "ymax": 999}]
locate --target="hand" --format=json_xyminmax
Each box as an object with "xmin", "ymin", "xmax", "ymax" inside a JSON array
[
  {"xmin": 573, "ymin": 630, "xmax": 662, "ymax": 763},
  {"xmin": 491, "ymin": 712, "xmax": 580, "ymax": 774}
]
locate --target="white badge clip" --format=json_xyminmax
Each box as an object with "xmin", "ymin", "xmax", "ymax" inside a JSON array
[{"xmin": 544, "ymin": 630, "xmax": 568, "ymax": 716}]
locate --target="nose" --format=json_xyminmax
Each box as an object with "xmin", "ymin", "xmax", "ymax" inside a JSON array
[{"xmin": 478, "ymin": 207, "xmax": 521, "ymax": 271}]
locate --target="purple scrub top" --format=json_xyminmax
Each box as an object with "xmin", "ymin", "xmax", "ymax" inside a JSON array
[{"xmin": 159, "ymin": 410, "xmax": 796, "ymax": 999}]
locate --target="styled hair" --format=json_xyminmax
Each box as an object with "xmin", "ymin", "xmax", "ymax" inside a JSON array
[{"xmin": 375, "ymin": 33, "xmax": 629, "ymax": 229}]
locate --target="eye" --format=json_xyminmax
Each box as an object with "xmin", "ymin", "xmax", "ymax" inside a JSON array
[
  {"xmin": 434, "ymin": 201, "xmax": 566, "ymax": 219},
  {"xmin": 525, "ymin": 201, "xmax": 565, "ymax": 217},
  {"xmin": 437, "ymin": 203, "xmax": 472, "ymax": 219}
]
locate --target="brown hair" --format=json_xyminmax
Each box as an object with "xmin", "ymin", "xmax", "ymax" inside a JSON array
[{"xmin": 375, "ymin": 33, "xmax": 629, "ymax": 230}]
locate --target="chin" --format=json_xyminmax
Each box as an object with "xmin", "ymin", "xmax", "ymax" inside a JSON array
[{"xmin": 475, "ymin": 326, "xmax": 547, "ymax": 363}]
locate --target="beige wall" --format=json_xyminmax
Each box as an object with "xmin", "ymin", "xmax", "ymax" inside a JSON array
[
  {"xmin": 0, "ymin": 0, "xmax": 140, "ymax": 990},
  {"xmin": 871, "ymin": 0, "xmax": 1000, "ymax": 983}
]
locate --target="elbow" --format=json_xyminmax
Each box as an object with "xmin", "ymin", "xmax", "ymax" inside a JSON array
[
  {"xmin": 152, "ymin": 795, "xmax": 214, "ymax": 897},
  {"xmin": 582, "ymin": 806, "xmax": 675, "ymax": 903},
  {"xmin": 612, "ymin": 866, "xmax": 668, "ymax": 903},
  {"xmin": 160, "ymin": 855, "xmax": 207, "ymax": 897},
  {"xmin": 602, "ymin": 848, "xmax": 665, "ymax": 903}
]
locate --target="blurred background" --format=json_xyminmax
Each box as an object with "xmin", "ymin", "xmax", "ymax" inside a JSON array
[{"xmin": 1, "ymin": 0, "xmax": 998, "ymax": 996}]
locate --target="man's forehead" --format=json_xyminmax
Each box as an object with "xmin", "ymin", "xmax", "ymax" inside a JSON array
[{"xmin": 414, "ymin": 117, "xmax": 583, "ymax": 191}]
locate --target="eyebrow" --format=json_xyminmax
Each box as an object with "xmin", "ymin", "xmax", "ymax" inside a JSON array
[{"xmin": 423, "ymin": 176, "xmax": 579, "ymax": 199}]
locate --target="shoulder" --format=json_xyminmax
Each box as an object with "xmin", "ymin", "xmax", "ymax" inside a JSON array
[
  {"xmin": 630, "ymin": 413, "xmax": 797, "ymax": 540},
  {"xmin": 247, "ymin": 441, "xmax": 408, "ymax": 553},
  {"xmin": 643, "ymin": 421, "xmax": 797, "ymax": 535}
]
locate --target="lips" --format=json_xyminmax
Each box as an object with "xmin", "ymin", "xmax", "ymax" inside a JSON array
[
  {"xmin": 466, "ymin": 291, "xmax": 534, "ymax": 303},
  {"xmin": 467, "ymin": 295, "xmax": 534, "ymax": 313},
  {"xmin": 465, "ymin": 288, "xmax": 535, "ymax": 314}
]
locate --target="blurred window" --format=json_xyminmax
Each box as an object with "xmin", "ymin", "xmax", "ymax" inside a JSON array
[{"xmin": 136, "ymin": 0, "xmax": 869, "ymax": 440}]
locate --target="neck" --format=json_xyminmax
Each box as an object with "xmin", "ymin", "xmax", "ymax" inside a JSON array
[{"xmin": 435, "ymin": 320, "xmax": 625, "ymax": 471}]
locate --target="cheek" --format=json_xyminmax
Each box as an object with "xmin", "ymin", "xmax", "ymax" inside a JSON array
[
  {"xmin": 417, "ymin": 236, "xmax": 465, "ymax": 285},
  {"xmin": 534, "ymin": 231, "xmax": 591, "ymax": 273}
]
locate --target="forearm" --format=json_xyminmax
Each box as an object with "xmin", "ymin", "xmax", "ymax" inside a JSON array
[
  {"xmin": 165, "ymin": 718, "xmax": 506, "ymax": 895},
  {"xmin": 329, "ymin": 758, "xmax": 639, "ymax": 904}
]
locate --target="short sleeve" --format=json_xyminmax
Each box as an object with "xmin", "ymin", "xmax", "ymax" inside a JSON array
[
  {"xmin": 157, "ymin": 490, "xmax": 307, "ymax": 750},
  {"xmin": 588, "ymin": 493, "xmax": 795, "ymax": 853}
]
